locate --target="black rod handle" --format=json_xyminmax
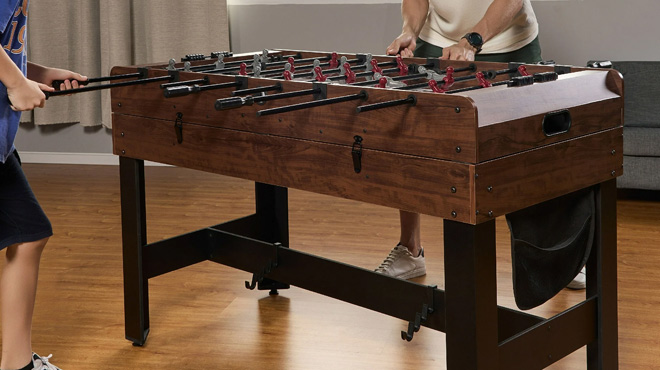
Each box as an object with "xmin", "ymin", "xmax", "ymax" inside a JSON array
[
  {"xmin": 163, "ymin": 81, "xmax": 242, "ymax": 98},
  {"xmin": 45, "ymin": 75, "xmax": 173, "ymax": 98},
  {"xmin": 51, "ymin": 72, "xmax": 143, "ymax": 89},
  {"xmin": 215, "ymin": 88, "xmax": 320, "ymax": 110},
  {"xmin": 164, "ymin": 85, "xmax": 199, "ymax": 98},
  {"xmin": 215, "ymin": 96, "xmax": 250, "ymax": 110},
  {"xmin": 356, "ymin": 94, "xmax": 416, "ymax": 113},
  {"xmin": 257, "ymin": 90, "xmax": 368, "ymax": 117}
]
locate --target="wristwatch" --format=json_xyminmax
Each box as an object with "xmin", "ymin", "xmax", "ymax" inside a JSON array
[{"xmin": 462, "ymin": 32, "xmax": 483, "ymax": 54}]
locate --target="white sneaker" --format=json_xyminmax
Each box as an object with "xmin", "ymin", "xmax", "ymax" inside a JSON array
[
  {"xmin": 32, "ymin": 353, "xmax": 62, "ymax": 370},
  {"xmin": 567, "ymin": 267, "xmax": 586, "ymax": 290},
  {"xmin": 375, "ymin": 244, "xmax": 426, "ymax": 279}
]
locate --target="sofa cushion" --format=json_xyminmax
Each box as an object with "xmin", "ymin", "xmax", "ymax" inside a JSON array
[
  {"xmin": 613, "ymin": 61, "xmax": 660, "ymax": 128},
  {"xmin": 618, "ymin": 155, "xmax": 660, "ymax": 190},
  {"xmin": 624, "ymin": 127, "xmax": 660, "ymax": 156}
]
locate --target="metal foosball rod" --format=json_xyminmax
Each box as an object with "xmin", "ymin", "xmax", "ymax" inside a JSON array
[
  {"xmin": 192, "ymin": 52, "xmax": 336, "ymax": 75},
  {"xmin": 46, "ymin": 74, "xmax": 175, "ymax": 98},
  {"xmin": 231, "ymin": 82, "xmax": 283, "ymax": 96},
  {"xmin": 445, "ymin": 71, "xmax": 558, "ymax": 94},
  {"xmin": 355, "ymin": 94, "xmax": 417, "ymax": 113},
  {"xmin": 182, "ymin": 50, "xmax": 304, "ymax": 70},
  {"xmin": 51, "ymin": 71, "xmax": 144, "ymax": 88},
  {"xmin": 163, "ymin": 80, "xmax": 244, "ymax": 98},
  {"xmin": 256, "ymin": 90, "xmax": 368, "ymax": 117},
  {"xmin": 257, "ymin": 56, "xmax": 363, "ymax": 78},
  {"xmin": 350, "ymin": 63, "xmax": 475, "ymax": 87},
  {"xmin": 215, "ymin": 87, "xmax": 323, "ymax": 110},
  {"xmin": 160, "ymin": 77, "xmax": 209, "ymax": 89}
]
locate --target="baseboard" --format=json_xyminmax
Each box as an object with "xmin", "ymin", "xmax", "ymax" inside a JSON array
[{"xmin": 18, "ymin": 152, "xmax": 170, "ymax": 166}]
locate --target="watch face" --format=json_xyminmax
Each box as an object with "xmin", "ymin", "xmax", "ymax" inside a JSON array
[{"xmin": 468, "ymin": 33, "xmax": 483, "ymax": 47}]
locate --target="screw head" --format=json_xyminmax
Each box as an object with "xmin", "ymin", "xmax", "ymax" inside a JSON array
[
  {"xmin": 454, "ymin": 107, "xmax": 461, "ymax": 113},
  {"xmin": 488, "ymin": 211, "xmax": 494, "ymax": 217},
  {"xmin": 455, "ymin": 146, "xmax": 462, "ymax": 153},
  {"xmin": 121, "ymin": 149, "xmax": 126, "ymax": 155},
  {"xmin": 487, "ymin": 186, "xmax": 493, "ymax": 192},
  {"xmin": 451, "ymin": 211, "xmax": 457, "ymax": 218},
  {"xmin": 117, "ymin": 103, "xmax": 122, "ymax": 107},
  {"xmin": 611, "ymin": 149, "xmax": 616, "ymax": 155},
  {"xmin": 120, "ymin": 132, "xmax": 125, "ymax": 137},
  {"xmin": 611, "ymin": 170, "xmax": 616, "ymax": 176},
  {"xmin": 451, "ymin": 186, "xmax": 457, "ymax": 193}
]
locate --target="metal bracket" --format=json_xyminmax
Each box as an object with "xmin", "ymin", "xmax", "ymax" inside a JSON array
[
  {"xmin": 245, "ymin": 242, "xmax": 281, "ymax": 290},
  {"xmin": 401, "ymin": 285, "xmax": 436, "ymax": 341}
]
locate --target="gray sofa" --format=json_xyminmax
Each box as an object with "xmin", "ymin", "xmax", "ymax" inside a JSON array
[{"xmin": 610, "ymin": 62, "xmax": 660, "ymax": 191}]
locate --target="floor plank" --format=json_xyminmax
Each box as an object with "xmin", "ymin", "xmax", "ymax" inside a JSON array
[{"xmin": 1, "ymin": 164, "xmax": 656, "ymax": 369}]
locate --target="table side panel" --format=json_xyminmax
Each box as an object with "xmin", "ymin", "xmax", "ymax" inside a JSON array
[
  {"xmin": 477, "ymin": 98, "xmax": 622, "ymax": 162},
  {"xmin": 473, "ymin": 127, "xmax": 623, "ymax": 223},
  {"xmin": 111, "ymin": 67, "xmax": 479, "ymax": 163},
  {"xmin": 112, "ymin": 114, "xmax": 473, "ymax": 222}
]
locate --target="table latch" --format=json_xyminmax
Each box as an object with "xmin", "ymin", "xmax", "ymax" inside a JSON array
[
  {"xmin": 174, "ymin": 112, "xmax": 183, "ymax": 144},
  {"xmin": 351, "ymin": 135, "xmax": 363, "ymax": 173}
]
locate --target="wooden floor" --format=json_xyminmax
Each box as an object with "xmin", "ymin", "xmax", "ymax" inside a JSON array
[{"xmin": 2, "ymin": 164, "xmax": 659, "ymax": 369}]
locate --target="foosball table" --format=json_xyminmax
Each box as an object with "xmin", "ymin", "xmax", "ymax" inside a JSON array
[{"xmin": 108, "ymin": 49, "xmax": 622, "ymax": 369}]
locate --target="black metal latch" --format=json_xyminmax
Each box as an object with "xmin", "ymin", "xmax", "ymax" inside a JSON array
[
  {"xmin": 351, "ymin": 135, "xmax": 363, "ymax": 173},
  {"xmin": 174, "ymin": 112, "xmax": 183, "ymax": 144}
]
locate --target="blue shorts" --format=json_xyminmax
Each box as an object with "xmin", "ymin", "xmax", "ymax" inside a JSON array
[{"xmin": 0, "ymin": 150, "xmax": 53, "ymax": 250}]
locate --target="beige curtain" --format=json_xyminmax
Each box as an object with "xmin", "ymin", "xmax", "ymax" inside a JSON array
[{"xmin": 22, "ymin": 0, "xmax": 229, "ymax": 128}]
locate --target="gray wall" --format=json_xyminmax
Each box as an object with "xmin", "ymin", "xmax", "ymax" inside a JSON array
[{"xmin": 17, "ymin": 0, "xmax": 660, "ymax": 159}]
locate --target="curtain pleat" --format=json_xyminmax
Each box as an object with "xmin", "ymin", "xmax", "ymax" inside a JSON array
[{"xmin": 23, "ymin": 0, "xmax": 229, "ymax": 128}]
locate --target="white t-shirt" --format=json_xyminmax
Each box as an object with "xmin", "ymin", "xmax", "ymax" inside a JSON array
[{"xmin": 418, "ymin": 0, "xmax": 539, "ymax": 54}]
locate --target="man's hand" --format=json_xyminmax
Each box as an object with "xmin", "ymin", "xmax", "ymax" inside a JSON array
[
  {"xmin": 386, "ymin": 31, "xmax": 417, "ymax": 57},
  {"xmin": 440, "ymin": 38, "xmax": 478, "ymax": 61},
  {"xmin": 6, "ymin": 77, "xmax": 54, "ymax": 111}
]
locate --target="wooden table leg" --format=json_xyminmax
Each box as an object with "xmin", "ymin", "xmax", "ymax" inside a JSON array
[
  {"xmin": 443, "ymin": 219, "xmax": 498, "ymax": 369},
  {"xmin": 119, "ymin": 156, "xmax": 150, "ymax": 345},
  {"xmin": 587, "ymin": 179, "xmax": 618, "ymax": 369}
]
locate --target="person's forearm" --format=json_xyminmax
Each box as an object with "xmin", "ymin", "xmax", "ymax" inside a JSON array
[
  {"xmin": 401, "ymin": 0, "xmax": 429, "ymax": 37},
  {"xmin": 470, "ymin": 0, "xmax": 523, "ymax": 42},
  {"xmin": 26, "ymin": 62, "xmax": 48, "ymax": 82},
  {"xmin": 0, "ymin": 51, "xmax": 26, "ymax": 89}
]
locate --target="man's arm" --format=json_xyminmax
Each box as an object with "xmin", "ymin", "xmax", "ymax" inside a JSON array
[
  {"xmin": 442, "ymin": 0, "xmax": 524, "ymax": 61},
  {"xmin": 386, "ymin": 0, "xmax": 429, "ymax": 57}
]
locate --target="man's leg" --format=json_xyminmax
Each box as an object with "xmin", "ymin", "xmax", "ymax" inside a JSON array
[
  {"xmin": 1, "ymin": 238, "xmax": 48, "ymax": 370},
  {"xmin": 399, "ymin": 210, "xmax": 421, "ymax": 256}
]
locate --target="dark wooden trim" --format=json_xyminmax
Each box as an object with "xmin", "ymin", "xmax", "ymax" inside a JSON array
[
  {"xmin": 443, "ymin": 219, "xmax": 498, "ymax": 369},
  {"xmin": 587, "ymin": 179, "xmax": 619, "ymax": 369},
  {"xmin": 119, "ymin": 156, "xmax": 150, "ymax": 345},
  {"xmin": 499, "ymin": 298, "xmax": 597, "ymax": 369}
]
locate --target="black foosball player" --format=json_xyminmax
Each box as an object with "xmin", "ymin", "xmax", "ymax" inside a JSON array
[
  {"xmin": 0, "ymin": 1, "xmax": 87, "ymax": 370},
  {"xmin": 376, "ymin": 0, "xmax": 588, "ymax": 294}
]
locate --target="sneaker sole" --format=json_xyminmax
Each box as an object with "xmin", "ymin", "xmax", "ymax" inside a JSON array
[{"xmin": 396, "ymin": 268, "xmax": 426, "ymax": 280}]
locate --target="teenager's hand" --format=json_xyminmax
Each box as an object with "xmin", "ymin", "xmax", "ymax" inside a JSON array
[
  {"xmin": 7, "ymin": 77, "xmax": 54, "ymax": 111},
  {"xmin": 39, "ymin": 67, "xmax": 88, "ymax": 91}
]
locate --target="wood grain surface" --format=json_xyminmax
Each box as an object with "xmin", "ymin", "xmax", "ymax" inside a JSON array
[{"xmin": 3, "ymin": 163, "xmax": 657, "ymax": 369}]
